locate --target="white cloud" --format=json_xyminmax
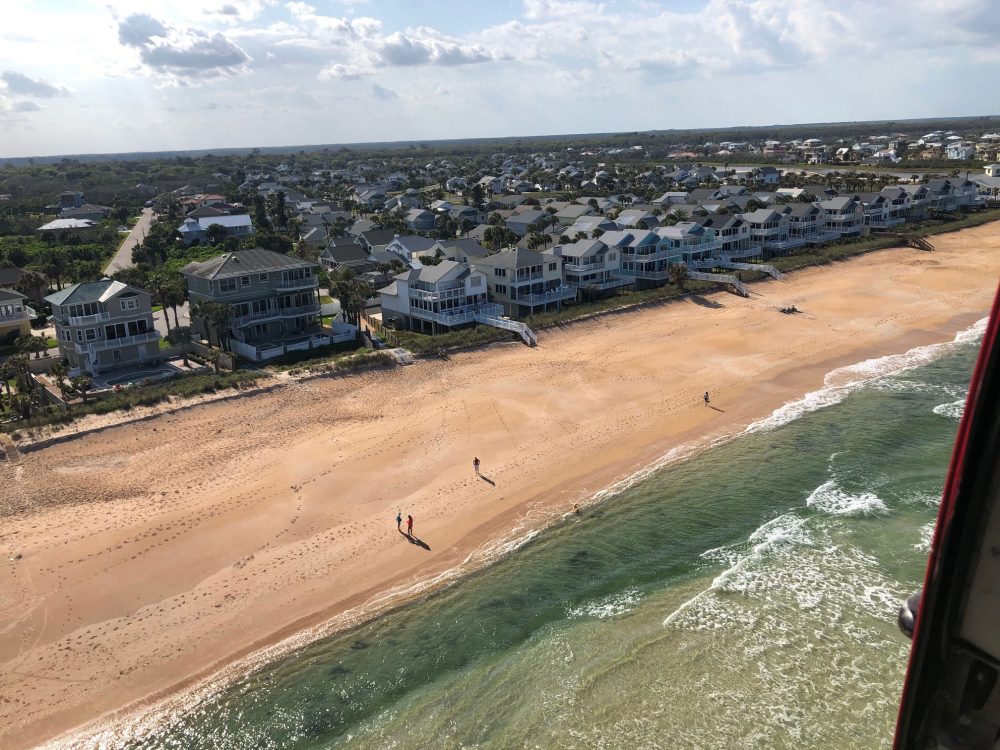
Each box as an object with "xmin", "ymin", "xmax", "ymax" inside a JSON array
[
  {"xmin": 117, "ymin": 13, "xmax": 251, "ymax": 78},
  {"xmin": 1, "ymin": 70, "xmax": 69, "ymax": 98},
  {"xmin": 371, "ymin": 82, "xmax": 397, "ymax": 100}
]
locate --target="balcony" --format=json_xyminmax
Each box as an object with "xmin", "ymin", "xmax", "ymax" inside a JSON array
[
  {"xmin": 0, "ymin": 309, "xmax": 29, "ymax": 323},
  {"xmin": 807, "ymin": 231, "xmax": 840, "ymax": 244},
  {"xmin": 511, "ymin": 285, "xmax": 577, "ymax": 304},
  {"xmin": 68, "ymin": 310, "xmax": 113, "ymax": 326},
  {"xmin": 763, "ymin": 237, "xmax": 808, "ymax": 251},
  {"xmin": 73, "ymin": 330, "xmax": 160, "ymax": 354},
  {"xmin": 622, "ymin": 247, "xmax": 678, "ymax": 262},
  {"xmin": 510, "ymin": 271, "xmax": 545, "ymax": 284},
  {"xmin": 411, "ymin": 307, "xmax": 476, "ymax": 326},
  {"xmin": 573, "ymin": 275, "xmax": 635, "ymax": 291},
  {"xmin": 234, "ymin": 304, "xmax": 319, "ymax": 326},
  {"xmin": 272, "ymin": 275, "xmax": 319, "ymax": 291},
  {"xmin": 409, "ymin": 285, "xmax": 467, "ymax": 302},
  {"xmin": 564, "ymin": 260, "xmax": 606, "ymax": 272},
  {"xmin": 630, "ymin": 267, "xmax": 671, "ymax": 280}
]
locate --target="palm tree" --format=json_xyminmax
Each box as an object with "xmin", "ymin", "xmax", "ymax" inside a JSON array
[
  {"xmin": 49, "ymin": 362, "xmax": 70, "ymax": 398},
  {"xmin": 0, "ymin": 358, "xmax": 17, "ymax": 395},
  {"xmin": 208, "ymin": 303, "xmax": 234, "ymax": 352},
  {"xmin": 146, "ymin": 273, "xmax": 174, "ymax": 330},
  {"xmin": 167, "ymin": 325, "xmax": 193, "ymax": 367},
  {"xmin": 70, "ymin": 375, "xmax": 92, "ymax": 404},
  {"xmin": 668, "ymin": 262, "xmax": 688, "ymax": 291}
]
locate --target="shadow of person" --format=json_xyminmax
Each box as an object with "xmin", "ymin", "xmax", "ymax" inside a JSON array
[
  {"xmin": 479, "ymin": 475, "xmax": 496, "ymax": 486},
  {"xmin": 401, "ymin": 531, "xmax": 431, "ymax": 551},
  {"xmin": 709, "ymin": 405, "xmax": 725, "ymax": 412}
]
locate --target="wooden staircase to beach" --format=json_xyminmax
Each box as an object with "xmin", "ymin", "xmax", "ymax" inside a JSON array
[
  {"xmin": 890, "ymin": 234, "xmax": 935, "ymax": 251},
  {"xmin": 474, "ymin": 311, "xmax": 538, "ymax": 346},
  {"xmin": 717, "ymin": 260, "xmax": 784, "ymax": 280},
  {"xmin": 686, "ymin": 270, "xmax": 750, "ymax": 297}
]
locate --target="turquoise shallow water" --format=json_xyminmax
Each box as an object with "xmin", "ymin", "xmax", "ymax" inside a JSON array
[{"xmin": 99, "ymin": 324, "xmax": 982, "ymax": 750}]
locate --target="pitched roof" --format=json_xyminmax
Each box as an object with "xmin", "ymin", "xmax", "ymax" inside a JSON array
[
  {"xmin": 181, "ymin": 248, "xmax": 315, "ymax": 279},
  {"xmin": 472, "ymin": 248, "xmax": 547, "ymax": 269},
  {"xmin": 397, "ymin": 259, "xmax": 471, "ymax": 284},
  {"xmin": 556, "ymin": 238, "xmax": 607, "ymax": 258},
  {"xmin": 38, "ymin": 218, "xmax": 96, "ymax": 231},
  {"xmin": 0, "ymin": 266, "xmax": 25, "ymax": 287},
  {"xmin": 0, "ymin": 288, "xmax": 27, "ymax": 302},
  {"xmin": 45, "ymin": 279, "xmax": 135, "ymax": 306}
]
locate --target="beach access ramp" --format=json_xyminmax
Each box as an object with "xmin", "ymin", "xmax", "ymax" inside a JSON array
[
  {"xmin": 475, "ymin": 308, "xmax": 538, "ymax": 346},
  {"xmin": 686, "ymin": 269, "xmax": 750, "ymax": 297},
  {"xmin": 717, "ymin": 259, "xmax": 784, "ymax": 280}
]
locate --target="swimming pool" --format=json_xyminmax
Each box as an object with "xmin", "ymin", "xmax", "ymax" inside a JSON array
[{"xmin": 102, "ymin": 368, "xmax": 174, "ymax": 387}]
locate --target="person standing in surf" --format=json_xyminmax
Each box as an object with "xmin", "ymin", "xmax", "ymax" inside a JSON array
[{"xmin": 406, "ymin": 515, "xmax": 414, "ymax": 536}]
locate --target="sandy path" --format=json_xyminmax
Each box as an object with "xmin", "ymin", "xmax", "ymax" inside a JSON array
[{"xmin": 2, "ymin": 223, "xmax": 1000, "ymax": 749}]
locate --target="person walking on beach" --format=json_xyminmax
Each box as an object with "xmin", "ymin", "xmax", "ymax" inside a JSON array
[
  {"xmin": 406, "ymin": 515, "xmax": 414, "ymax": 536},
  {"xmin": 473, "ymin": 456, "xmax": 481, "ymax": 476},
  {"xmin": 396, "ymin": 510, "xmax": 402, "ymax": 531},
  {"xmin": 704, "ymin": 391, "xmax": 710, "ymax": 407}
]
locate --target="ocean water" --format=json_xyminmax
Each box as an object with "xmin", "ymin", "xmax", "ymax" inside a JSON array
[{"xmin": 102, "ymin": 322, "xmax": 984, "ymax": 750}]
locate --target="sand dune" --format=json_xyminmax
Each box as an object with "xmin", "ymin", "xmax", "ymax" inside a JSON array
[{"xmin": 2, "ymin": 223, "xmax": 1000, "ymax": 749}]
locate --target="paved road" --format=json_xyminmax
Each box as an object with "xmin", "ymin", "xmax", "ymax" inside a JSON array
[{"xmin": 104, "ymin": 207, "xmax": 155, "ymax": 275}]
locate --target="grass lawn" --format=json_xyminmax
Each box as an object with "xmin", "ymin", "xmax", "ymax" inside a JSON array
[
  {"xmin": 151, "ymin": 304, "xmax": 163, "ymax": 312},
  {"xmin": 319, "ymin": 294, "xmax": 334, "ymax": 305},
  {"xmin": 158, "ymin": 338, "xmax": 172, "ymax": 349},
  {"xmin": 321, "ymin": 315, "xmax": 335, "ymax": 326}
]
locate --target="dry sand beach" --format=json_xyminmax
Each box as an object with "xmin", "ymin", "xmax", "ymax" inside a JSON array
[{"xmin": 2, "ymin": 223, "xmax": 1000, "ymax": 749}]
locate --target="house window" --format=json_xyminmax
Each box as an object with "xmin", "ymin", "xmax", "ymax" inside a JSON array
[
  {"xmin": 241, "ymin": 276, "xmax": 251, "ymax": 287},
  {"xmin": 85, "ymin": 328, "xmax": 97, "ymax": 341},
  {"xmin": 496, "ymin": 284, "xmax": 507, "ymax": 295},
  {"xmin": 219, "ymin": 278, "xmax": 237, "ymax": 293},
  {"xmin": 76, "ymin": 330, "xmax": 83, "ymax": 342},
  {"xmin": 258, "ymin": 273, "xmax": 268, "ymax": 281},
  {"xmin": 471, "ymin": 277, "xmax": 482, "ymax": 287},
  {"xmin": 494, "ymin": 268, "xmax": 506, "ymax": 278},
  {"xmin": 62, "ymin": 330, "xmax": 71, "ymax": 342},
  {"xmin": 549, "ymin": 262, "xmax": 556, "ymax": 271},
  {"xmin": 120, "ymin": 298, "xmax": 138, "ymax": 311}
]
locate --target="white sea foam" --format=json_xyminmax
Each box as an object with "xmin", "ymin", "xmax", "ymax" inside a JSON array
[
  {"xmin": 805, "ymin": 480, "xmax": 887, "ymax": 517},
  {"xmin": 932, "ymin": 398, "xmax": 965, "ymax": 420},
  {"xmin": 914, "ymin": 521, "xmax": 936, "ymax": 553},
  {"xmin": 567, "ymin": 587, "xmax": 642, "ymax": 620},
  {"xmin": 744, "ymin": 317, "xmax": 987, "ymax": 435},
  {"xmin": 665, "ymin": 514, "xmax": 809, "ymax": 629}
]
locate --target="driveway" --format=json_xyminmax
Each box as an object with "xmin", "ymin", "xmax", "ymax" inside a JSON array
[{"xmin": 105, "ymin": 207, "xmax": 155, "ymax": 275}]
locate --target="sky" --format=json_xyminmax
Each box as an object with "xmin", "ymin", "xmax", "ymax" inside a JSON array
[{"xmin": 1, "ymin": 0, "xmax": 999, "ymax": 158}]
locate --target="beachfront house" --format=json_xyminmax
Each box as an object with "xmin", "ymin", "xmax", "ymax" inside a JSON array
[
  {"xmin": 0, "ymin": 288, "xmax": 34, "ymax": 341},
  {"xmin": 738, "ymin": 208, "xmax": 805, "ymax": 257},
  {"xmin": 601, "ymin": 229, "xmax": 679, "ymax": 289},
  {"xmin": 879, "ymin": 187, "xmax": 913, "ymax": 224},
  {"xmin": 471, "ymin": 248, "xmax": 575, "ymax": 317},
  {"xmin": 546, "ymin": 239, "xmax": 634, "ymax": 297},
  {"xmin": 177, "ymin": 215, "xmax": 254, "ymax": 246},
  {"xmin": 782, "ymin": 203, "xmax": 836, "ymax": 245},
  {"xmin": 690, "ymin": 215, "xmax": 752, "ymax": 259},
  {"xmin": 45, "ymin": 279, "xmax": 162, "ymax": 376},
  {"xmin": 901, "ymin": 185, "xmax": 931, "ymax": 220},
  {"xmin": 182, "ymin": 248, "xmax": 345, "ymax": 361},
  {"xmin": 378, "ymin": 260, "xmax": 490, "ymax": 333},
  {"xmin": 818, "ymin": 196, "xmax": 865, "ymax": 237},
  {"xmin": 653, "ymin": 222, "xmax": 722, "ymax": 264}
]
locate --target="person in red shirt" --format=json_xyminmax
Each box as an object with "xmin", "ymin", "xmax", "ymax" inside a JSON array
[{"xmin": 406, "ymin": 515, "xmax": 414, "ymax": 536}]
